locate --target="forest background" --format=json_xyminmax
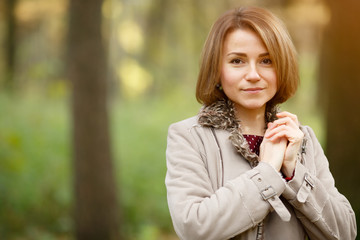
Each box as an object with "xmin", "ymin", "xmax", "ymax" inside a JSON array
[{"xmin": 1, "ymin": 0, "xmax": 359, "ymax": 239}]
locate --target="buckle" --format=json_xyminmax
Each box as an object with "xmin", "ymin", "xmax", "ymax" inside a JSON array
[
  {"xmin": 260, "ymin": 186, "xmax": 277, "ymax": 200},
  {"xmin": 304, "ymin": 173, "xmax": 314, "ymax": 189}
]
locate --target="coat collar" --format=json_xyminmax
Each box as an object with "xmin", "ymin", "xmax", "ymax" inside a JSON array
[{"xmin": 198, "ymin": 99, "xmax": 279, "ymax": 167}]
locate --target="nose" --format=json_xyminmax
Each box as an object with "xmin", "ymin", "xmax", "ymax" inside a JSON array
[{"xmin": 244, "ymin": 64, "xmax": 261, "ymax": 81}]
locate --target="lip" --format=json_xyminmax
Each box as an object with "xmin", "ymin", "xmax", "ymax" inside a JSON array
[{"xmin": 242, "ymin": 87, "xmax": 264, "ymax": 93}]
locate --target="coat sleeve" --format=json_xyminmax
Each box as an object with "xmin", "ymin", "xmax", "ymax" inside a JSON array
[
  {"xmin": 165, "ymin": 122, "xmax": 289, "ymax": 240},
  {"xmin": 282, "ymin": 126, "xmax": 357, "ymax": 240}
]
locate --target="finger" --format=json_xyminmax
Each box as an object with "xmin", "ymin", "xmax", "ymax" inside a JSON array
[
  {"xmin": 266, "ymin": 124, "xmax": 303, "ymax": 141},
  {"xmin": 273, "ymin": 117, "xmax": 293, "ymax": 126},
  {"xmin": 277, "ymin": 112, "xmax": 299, "ymax": 126},
  {"xmin": 267, "ymin": 130, "xmax": 289, "ymax": 142},
  {"xmin": 269, "ymin": 133, "xmax": 289, "ymax": 144},
  {"xmin": 266, "ymin": 119, "xmax": 298, "ymax": 135},
  {"xmin": 269, "ymin": 129, "xmax": 303, "ymax": 143},
  {"xmin": 265, "ymin": 124, "xmax": 288, "ymax": 138},
  {"xmin": 267, "ymin": 121, "xmax": 278, "ymax": 131},
  {"xmin": 272, "ymin": 117, "xmax": 298, "ymax": 129},
  {"xmin": 267, "ymin": 120, "xmax": 289, "ymax": 132},
  {"xmin": 269, "ymin": 132, "xmax": 296, "ymax": 143},
  {"xmin": 276, "ymin": 111, "xmax": 297, "ymax": 119},
  {"xmin": 276, "ymin": 111, "xmax": 299, "ymax": 125}
]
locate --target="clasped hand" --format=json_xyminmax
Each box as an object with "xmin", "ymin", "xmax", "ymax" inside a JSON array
[{"xmin": 259, "ymin": 111, "xmax": 304, "ymax": 177}]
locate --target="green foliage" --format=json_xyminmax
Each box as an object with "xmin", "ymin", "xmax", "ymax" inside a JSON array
[
  {"xmin": 0, "ymin": 93, "xmax": 73, "ymax": 239},
  {"xmin": 0, "ymin": 89, "xmax": 199, "ymax": 239}
]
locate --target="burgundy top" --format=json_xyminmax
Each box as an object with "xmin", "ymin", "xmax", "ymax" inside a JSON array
[{"xmin": 243, "ymin": 134, "xmax": 263, "ymax": 156}]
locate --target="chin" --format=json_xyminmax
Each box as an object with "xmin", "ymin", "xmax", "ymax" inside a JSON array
[
  {"xmin": 243, "ymin": 102, "xmax": 266, "ymax": 110},
  {"xmin": 247, "ymin": 106, "xmax": 265, "ymax": 111},
  {"xmin": 234, "ymin": 103, "xmax": 267, "ymax": 113}
]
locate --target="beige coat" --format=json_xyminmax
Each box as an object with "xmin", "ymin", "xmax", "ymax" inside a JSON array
[{"xmin": 165, "ymin": 116, "xmax": 356, "ymax": 240}]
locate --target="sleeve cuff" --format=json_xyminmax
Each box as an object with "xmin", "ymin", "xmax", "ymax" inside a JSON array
[
  {"xmin": 282, "ymin": 161, "xmax": 315, "ymax": 203},
  {"xmin": 246, "ymin": 162, "xmax": 290, "ymax": 221},
  {"xmin": 251, "ymin": 162, "xmax": 287, "ymax": 196}
]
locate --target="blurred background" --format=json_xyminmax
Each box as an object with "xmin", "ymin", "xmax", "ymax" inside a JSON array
[{"xmin": 0, "ymin": 0, "xmax": 359, "ymax": 239}]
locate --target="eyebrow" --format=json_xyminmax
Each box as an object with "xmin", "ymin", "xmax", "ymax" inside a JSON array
[{"xmin": 226, "ymin": 52, "xmax": 270, "ymax": 57}]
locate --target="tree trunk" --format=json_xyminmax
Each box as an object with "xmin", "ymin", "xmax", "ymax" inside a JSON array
[
  {"xmin": 4, "ymin": 0, "xmax": 17, "ymax": 90},
  {"xmin": 67, "ymin": 0, "xmax": 120, "ymax": 239},
  {"xmin": 319, "ymin": 0, "xmax": 360, "ymax": 216}
]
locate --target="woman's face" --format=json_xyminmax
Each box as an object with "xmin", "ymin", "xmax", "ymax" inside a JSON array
[{"xmin": 220, "ymin": 28, "xmax": 277, "ymax": 115}]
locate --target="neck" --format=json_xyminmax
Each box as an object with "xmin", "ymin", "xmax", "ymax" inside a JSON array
[{"xmin": 235, "ymin": 105, "xmax": 266, "ymax": 136}]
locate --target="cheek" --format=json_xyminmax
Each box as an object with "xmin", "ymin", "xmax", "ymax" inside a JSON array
[
  {"xmin": 221, "ymin": 67, "xmax": 238, "ymax": 86},
  {"xmin": 265, "ymin": 70, "xmax": 277, "ymax": 90}
]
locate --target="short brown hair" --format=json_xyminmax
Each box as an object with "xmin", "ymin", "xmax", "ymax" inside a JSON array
[{"xmin": 196, "ymin": 6, "xmax": 299, "ymax": 106}]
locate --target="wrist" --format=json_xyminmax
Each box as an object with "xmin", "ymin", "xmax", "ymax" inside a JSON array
[
  {"xmin": 261, "ymin": 159, "xmax": 282, "ymax": 172},
  {"xmin": 281, "ymin": 161, "xmax": 296, "ymax": 177}
]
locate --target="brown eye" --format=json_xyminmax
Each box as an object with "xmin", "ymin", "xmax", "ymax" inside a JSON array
[
  {"xmin": 261, "ymin": 58, "xmax": 272, "ymax": 65},
  {"xmin": 230, "ymin": 58, "xmax": 243, "ymax": 64}
]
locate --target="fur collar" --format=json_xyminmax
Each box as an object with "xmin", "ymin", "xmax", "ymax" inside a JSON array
[{"xmin": 198, "ymin": 99, "xmax": 279, "ymax": 167}]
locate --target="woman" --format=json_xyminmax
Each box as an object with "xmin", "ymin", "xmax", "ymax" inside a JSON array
[{"xmin": 165, "ymin": 6, "xmax": 356, "ymax": 240}]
